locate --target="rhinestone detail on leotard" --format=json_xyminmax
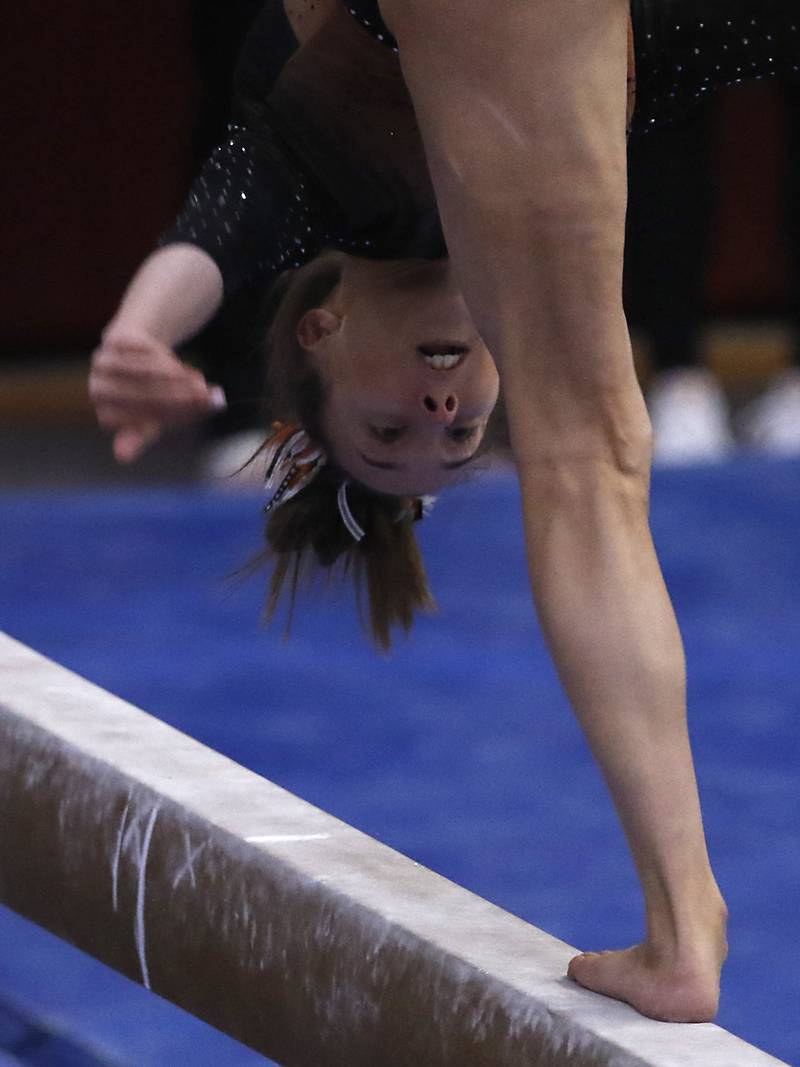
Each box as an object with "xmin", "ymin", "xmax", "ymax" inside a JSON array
[
  {"xmin": 345, "ymin": 2, "xmax": 399, "ymax": 52},
  {"xmin": 165, "ymin": 121, "xmax": 382, "ymax": 292},
  {"xmin": 631, "ymin": 0, "xmax": 799, "ymax": 131}
]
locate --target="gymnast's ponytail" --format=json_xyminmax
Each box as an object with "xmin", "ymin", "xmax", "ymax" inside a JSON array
[{"xmin": 257, "ymin": 251, "xmax": 436, "ymax": 650}]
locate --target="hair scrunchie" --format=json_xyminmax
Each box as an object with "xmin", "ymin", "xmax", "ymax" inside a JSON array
[
  {"xmin": 263, "ymin": 422, "xmax": 327, "ymax": 514},
  {"xmin": 263, "ymin": 422, "xmax": 437, "ymax": 542}
]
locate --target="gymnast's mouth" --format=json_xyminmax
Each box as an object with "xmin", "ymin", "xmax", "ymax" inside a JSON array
[{"xmin": 417, "ymin": 343, "xmax": 469, "ymax": 369}]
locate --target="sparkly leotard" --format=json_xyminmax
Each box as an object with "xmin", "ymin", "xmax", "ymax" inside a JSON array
[
  {"xmin": 344, "ymin": 0, "xmax": 800, "ymax": 129},
  {"xmin": 164, "ymin": 0, "xmax": 799, "ymax": 295},
  {"xmin": 344, "ymin": 2, "xmax": 399, "ymax": 53}
]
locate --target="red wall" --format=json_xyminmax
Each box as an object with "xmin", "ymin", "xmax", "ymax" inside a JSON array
[
  {"xmin": 1, "ymin": 3, "xmax": 200, "ymax": 351},
  {"xmin": 708, "ymin": 83, "xmax": 794, "ymax": 313}
]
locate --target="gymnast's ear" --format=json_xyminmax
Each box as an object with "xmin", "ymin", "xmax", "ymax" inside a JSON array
[{"xmin": 296, "ymin": 308, "xmax": 342, "ymax": 352}]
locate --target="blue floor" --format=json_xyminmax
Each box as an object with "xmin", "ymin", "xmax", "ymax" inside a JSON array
[{"xmin": 0, "ymin": 458, "xmax": 798, "ymax": 1065}]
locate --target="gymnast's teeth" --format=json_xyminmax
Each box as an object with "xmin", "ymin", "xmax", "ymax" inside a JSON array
[{"xmin": 422, "ymin": 353, "xmax": 462, "ymax": 369}]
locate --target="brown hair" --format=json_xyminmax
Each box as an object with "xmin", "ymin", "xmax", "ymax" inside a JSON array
[{"xmin": 258, "ymin": 250, "xmax": 435, "ymax": 650}]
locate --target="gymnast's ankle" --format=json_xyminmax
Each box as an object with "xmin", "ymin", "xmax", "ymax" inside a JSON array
[{"xmin": 645, "ymin": 885, "xmax": 728, "ymax": 968}]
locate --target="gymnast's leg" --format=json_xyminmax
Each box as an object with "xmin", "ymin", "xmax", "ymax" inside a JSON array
[{"xmin": 381, "ymin": 0, "xmax": 727, "ymax": 1023}]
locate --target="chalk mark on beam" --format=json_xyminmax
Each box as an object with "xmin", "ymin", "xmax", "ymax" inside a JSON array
[
  {"xmin": 246, "ymin": 833, "xmax": 332, "ymax": 844},
  {"xmin": 171, "ymin": 832, "xmax": 207, "ymax": 891},
  {"xmin": 110, "ymin": 796, "xmax": 131, "ymax": 913},
  {"xmin": 134, "ymin": 802, "xmax": 160, "ymax": 990}
]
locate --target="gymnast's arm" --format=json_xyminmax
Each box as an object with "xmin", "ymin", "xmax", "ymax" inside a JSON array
[
  {"xmin": 90, "ymin": 2, "xmax": 312, "ymax": 460},
  {"xmin": 90, "ymin": 121, "xmax": 310, "ymax": 461},
  {"xmin": 383, "ymin": 0, "xmax": 727, "ymax": 1021}
]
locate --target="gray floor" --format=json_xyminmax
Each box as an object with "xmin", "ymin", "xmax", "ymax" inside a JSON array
[
  {"xmin": 0, "ymin": 353, "xmax": 211, "ymax": 489},
  {"xmin": 0, "ymin": 426, "xmax": 201, "ymax": 489}
]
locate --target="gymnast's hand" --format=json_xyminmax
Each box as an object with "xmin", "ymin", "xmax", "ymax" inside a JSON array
[{"xmin": 88, "ymin": 326, "xmax": 227, "ymax": 463}]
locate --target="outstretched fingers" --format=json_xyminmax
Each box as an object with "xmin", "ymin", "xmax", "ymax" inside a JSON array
[
  {"xmin": 112, "ymin": 423, "xmax": 162, "ymax": 464},
  {"xmin": 88, "ymin": 331, "xmax": 227, "ymax": 462}
]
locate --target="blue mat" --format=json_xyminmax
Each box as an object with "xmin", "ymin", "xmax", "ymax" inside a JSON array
[{"xmin": 0, "ymin": 458, "xmax": 798, "ymax": 1065}]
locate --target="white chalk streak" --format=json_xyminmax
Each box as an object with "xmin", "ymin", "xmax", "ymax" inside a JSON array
[
  {"xmin": 134, "ymin": 803, "xmax": 160, "ymax": 990},
  {"xmin": 246, "ymin": 833, "xmax": 331, "ymax": 844},
  {"xmin": 171, "ymin": 833, "xmax": 207, "ymax": 891},
  {"xmin": 110, "ymin": 797, "xmax": 131, "ymax": 913}
]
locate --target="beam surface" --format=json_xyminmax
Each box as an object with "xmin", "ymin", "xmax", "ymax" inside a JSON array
[{"xmin": 0, "ymin": 633, "xmax": 787, "ymax": 1066}]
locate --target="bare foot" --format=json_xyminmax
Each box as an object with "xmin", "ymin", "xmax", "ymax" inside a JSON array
[{"xmin": 567, "ymin": 934, "xmax": 727, "ymax": 1023}]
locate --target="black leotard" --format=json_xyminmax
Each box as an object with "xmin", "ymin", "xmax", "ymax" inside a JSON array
[
  {"xmin": 163, "ymin": 0, "xmax": 442, "ymax": 293},
  {"xmin": 345, "ymin": 1, "xmax": 398, "ymax": 52},
  {"xmin": 345, "ymin": 0, "xmax": 800, "ymax": 130},
  {"xmin": 631, "ymin": 0, "xmax": 799, "ymax": 129},
  {"xmin": 164, "ymin": 0, "xmax": 799, "ymax": 296}
]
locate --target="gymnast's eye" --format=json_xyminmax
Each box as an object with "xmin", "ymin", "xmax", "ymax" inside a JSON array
[
  {"xmin": 447, "ymin": 425, "xmax": 480, "ymax": 443},
  {"xmin": 369, "ymin": 425, "xmax": 406, "ymax": 444}
]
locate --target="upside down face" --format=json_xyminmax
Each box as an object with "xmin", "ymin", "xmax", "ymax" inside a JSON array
[{"xmin": 297, "ymin": 257, "xmax": 500, "ymax": 496}]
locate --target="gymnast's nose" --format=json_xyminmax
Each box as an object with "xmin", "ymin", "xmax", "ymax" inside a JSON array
[{"xmin": 422, "ymin": 391, "xmax": 459, "ymax": 424}]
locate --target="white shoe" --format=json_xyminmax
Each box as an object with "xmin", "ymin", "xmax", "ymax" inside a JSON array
[
  {"xmin": 739, "ymin": 369, "xmax": 800, "ymax": 455},
  {"xmin": 648, "ymin": 368, "xmax": 734, "ymax": 466},
  {"xmin": 200, "ymin": 428, "xmax": 268, "ymax": 487}
]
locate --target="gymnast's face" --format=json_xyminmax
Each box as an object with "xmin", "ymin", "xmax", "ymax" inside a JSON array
[{"xmin": 297, "ymin": 257, "xmax": 500, "ymax": 496}]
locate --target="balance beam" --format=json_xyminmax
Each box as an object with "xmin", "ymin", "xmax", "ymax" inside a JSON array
[{"xmin": 0, "ymin": 633, "xmax": 787, "ymax": 1066}]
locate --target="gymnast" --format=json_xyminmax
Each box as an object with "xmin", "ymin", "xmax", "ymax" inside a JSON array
[{"xmin": 89, "ymin": 0, "xmax": 799, "ymax": 1024}]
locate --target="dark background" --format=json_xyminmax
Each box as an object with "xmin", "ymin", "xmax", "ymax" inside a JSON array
[{"xmin": 1, "ymin": 4, "xmax": 798, "ymax": 358}]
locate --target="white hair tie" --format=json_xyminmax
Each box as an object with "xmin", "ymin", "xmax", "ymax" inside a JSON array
[
  {"xmin": 337, "ymin": 481, "xmax": 366, "ymax": 542},
  {"xmin": 263, "ymin": 424, "xmax": 436, "ymax": 544}
]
